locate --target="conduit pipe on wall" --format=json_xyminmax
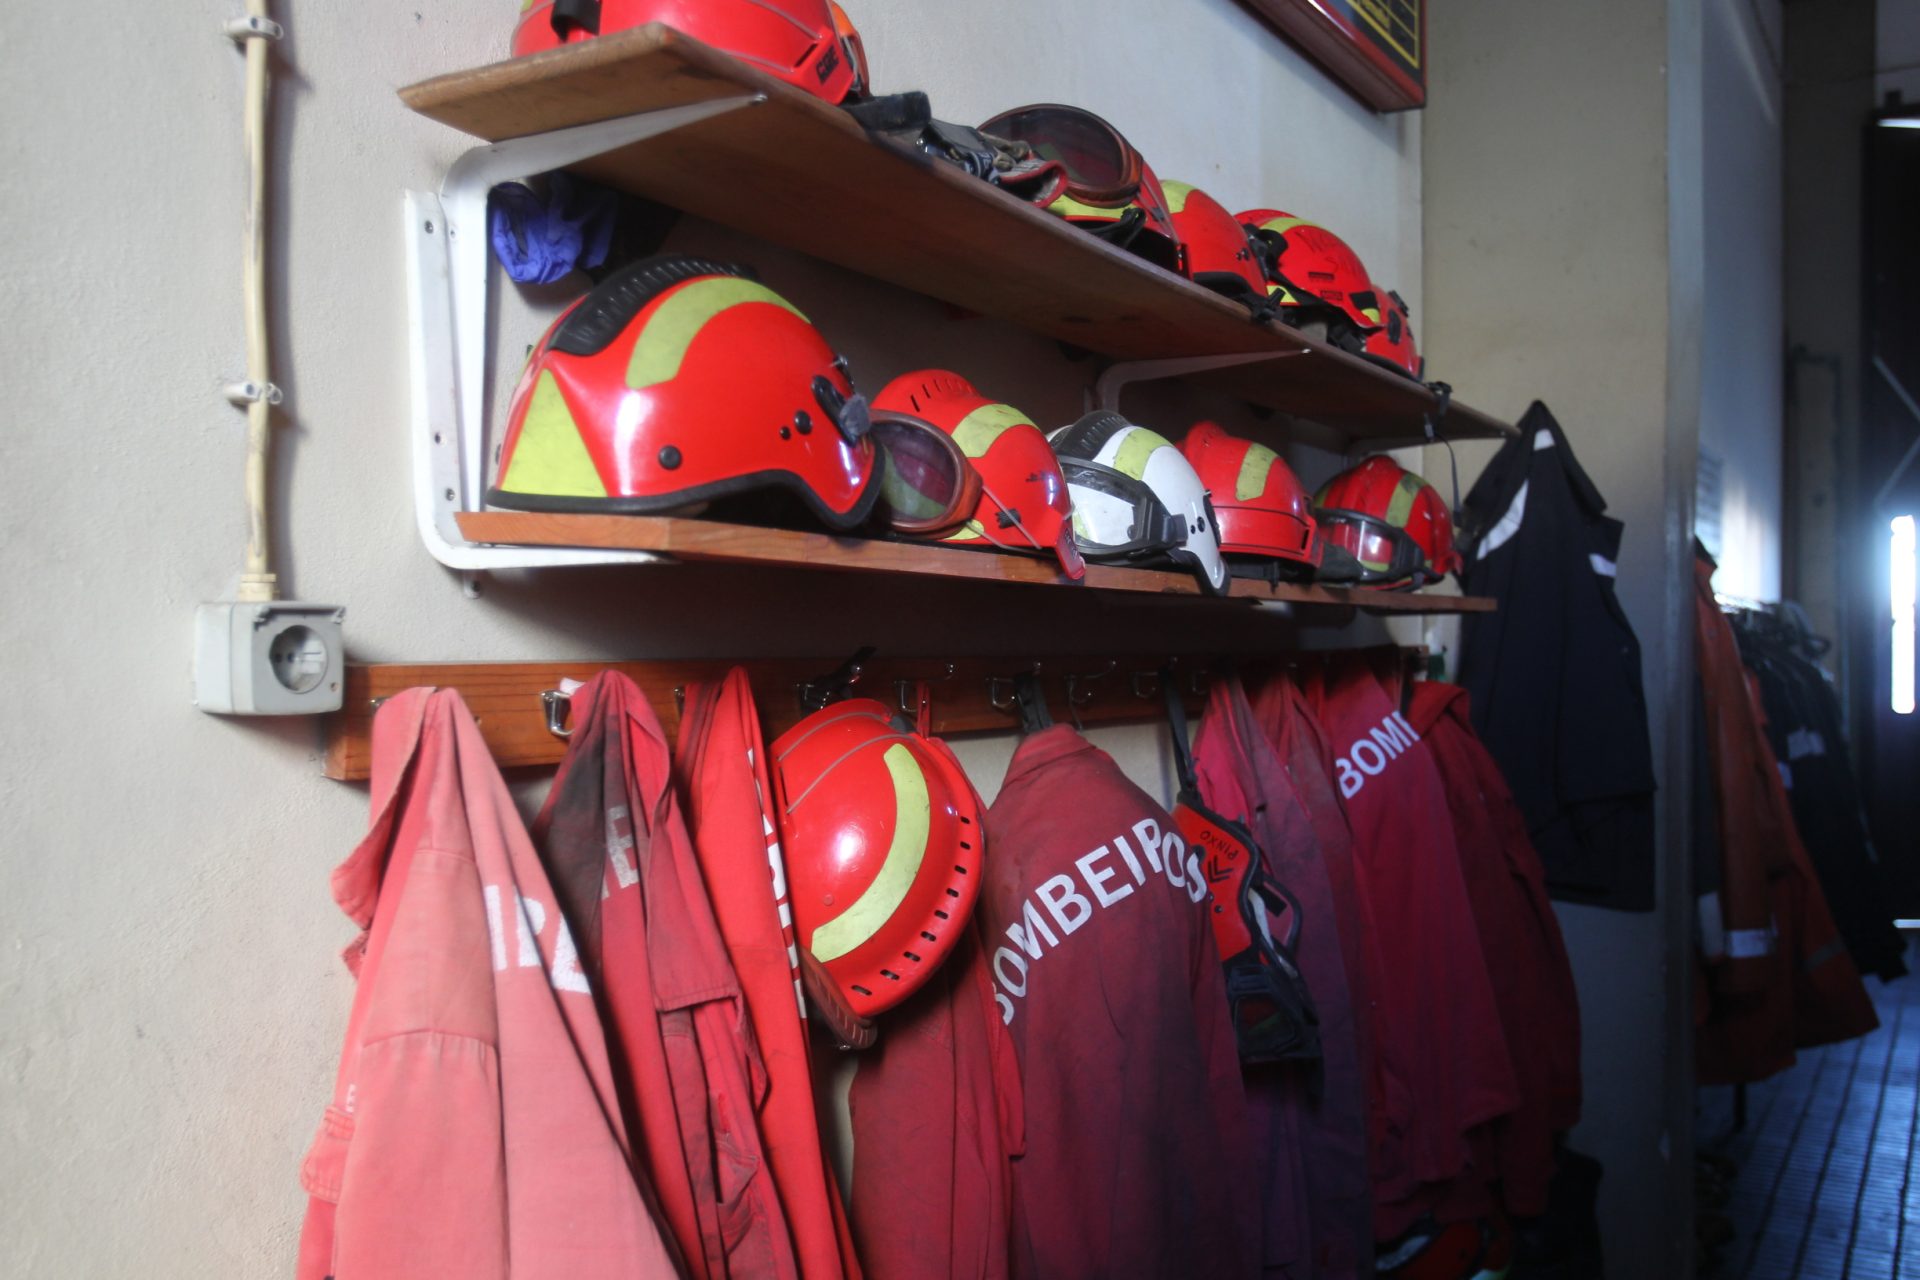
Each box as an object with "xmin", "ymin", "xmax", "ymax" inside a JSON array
[{"xmin": 226, "ymin": 1, "xmax": 283, "ymax": 602}]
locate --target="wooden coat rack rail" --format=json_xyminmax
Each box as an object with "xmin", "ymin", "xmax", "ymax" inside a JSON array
[{"xmin": 322, "ymin": 648, "xmax": 1426, "ymax": 782}]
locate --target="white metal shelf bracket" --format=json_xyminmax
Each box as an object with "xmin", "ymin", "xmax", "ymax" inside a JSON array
[
  {"xmin": 405, "ymin": 94, "xmax": 763, "ymax": 571},
  {"xmin": 1090, "ymin": 351, "xmax": 1306, "ymax": 414}
]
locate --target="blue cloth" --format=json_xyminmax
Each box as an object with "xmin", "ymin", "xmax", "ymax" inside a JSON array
[{"xmin": 488, "ymin": 173, "xmax": 617, "ymax": 285}]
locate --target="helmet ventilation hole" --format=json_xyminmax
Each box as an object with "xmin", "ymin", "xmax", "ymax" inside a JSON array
[
  {"xmin": 852, "ymin": 984, "xmax": 872, "ymax": 997},
  {"xmin": 934, "ymin": 909, "xmax": 950, "ymax": 920},
  {"xmin": 945, "ymin": 888, "xmax": 961, "ymax": 898},
  {"xmin": 903, "ymin": 951, "xmax": 922, "ymax": 963},
  {"xmin": 954, "ymin": 862, "xmax": 969, "ymax": 872},
  {"xmin": 881, "ymin": 969, "xmax": 901, "ymax": 981},
  {"xmin": 920, "ymin": 931, "xmax": 938, "ymax": 942}
]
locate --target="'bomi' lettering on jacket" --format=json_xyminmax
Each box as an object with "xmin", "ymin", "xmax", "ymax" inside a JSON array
[
  {"xmin": 1333, "ymin": 711, "xmax": 1423, "ymax": 799},
  {"xmin": 990, "ymin": 816, "xmax": 1207, "ymax": 1025}
]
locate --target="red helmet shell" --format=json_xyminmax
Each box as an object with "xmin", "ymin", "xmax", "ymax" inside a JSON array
[
  {"xmin": 490, "ymin": 255, "xmax": 879, "ymax": 529},
  {"xmin": 1313, "ymin": 456, "xmax": 1460, "ymax": 587},
  {"xmin": 1160, "ymin": 181, "xmax": 1266, "ymax": 296},
  {"xmin": 771, "ymin": 699, "xmax": 985, "ymax": 1018},
  {"xmin": 1042, "ymin": 160, "xmax": 1182, "ymax": 275},
  {"xmin": 1179, "ymin": 422, "xmax": 1319, "ymax": 565},
  {"xmin": 1238, "ymin": 208, "xmax": 1381, "ymax": 335},
  {"xmin": 873, "ymin": 370, "xmax": 1086, "ymax": 579},
  {"xmin": 513, "ymin": 0, "xmax": 864, "ymax": 104},
  {"xmin": 1364, "ymin": 286, "xmax": 1422, "ymax": 378}
]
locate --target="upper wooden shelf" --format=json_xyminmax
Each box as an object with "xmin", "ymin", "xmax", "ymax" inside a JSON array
[
  {"xmin": 400, "ymin": 27, "xmax": 1514, "ymax": 444},
  {"xmin": 456, "ymin": 511, "xmax": 1495, "ymax": 614}
]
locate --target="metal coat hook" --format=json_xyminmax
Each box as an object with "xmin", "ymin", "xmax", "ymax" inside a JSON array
[
  {"xmin": 1066, "ymin": 660, "xmax": 1117, "ymax": 707},
  {"xmin": 1129, "ymin": 669, "xmax": 1160, "ymax": 699},
  {"xmin": 673, "ymin": 685, "xmax": 686, "ymax": 717},
  {"xmin": 894, "ymin": 663, "xmax": 955, "ymax": 715},
  {"xmin": 798, "ymin": 645, "xmax": 877, "ymax": 713},
  {"xmin": 541, "ymin": 689, "xmax": 572, "ymax": 738},
  {"xmin": 987, "ymin": 661, "xmax": 1042, "ymax": 714}
]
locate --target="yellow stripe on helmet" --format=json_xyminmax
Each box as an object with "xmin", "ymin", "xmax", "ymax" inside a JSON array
[
  {"xmin": 1384, "ymin": 471, "xmax": 1424, "ymax": 528},
  {"xmin": 1113, "ymin": 426, "xmax": 1175, "ymax": 479},
  {"xmin": 1235, "ymin": 442, "xmax": 1282, "ymax": 502},
  {"xmin": 808, "ymin": 743, "xmax": 932, "ymax": 963},
  {"xmin": 950, "ymin": 402, "xmax": 1031, "ymax": 458},
  {"xmin": 1254, "ymin": 215, "xmax": 1315, "ymax": 236},
  {"xmin": 1159, "ymin": 180, "xmax": 1195, "ymax": 214},
  {"xmin": 1046, "ymin": 192, "xmax": 1127, "ymax": 222},
  {"xmin": 497, "ymin": 369, "xmax": 608, "ymax": 499},
  {"xmin": 627, "ymin": 277, "xmax": 806, "ymax": 389}
]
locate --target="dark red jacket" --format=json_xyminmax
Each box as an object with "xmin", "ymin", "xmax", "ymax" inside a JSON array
[
  {"xmin": 1298, "ymin": 659, "xmax": 1519, "ymax": 1231},
  {"xmin": 847, "ymin": 924, "xmax": 1024, "ymax": 1280},
  {"xmin": 1194, "ymin": 674, "xmax": 1372, "ymax": 1278},
  {"xmin": 536, "ymin": 672, "xmax": 795, "ymax": 1280},
  {"xmin": 982, "ymin": 725, "xmax": 1260, "ymax": 1280},
  {"xmin": 675, "ymin": 671, "xmax": 864, "ymax": 1279},
  {"xmin": 1406, "ymin": 678, "xmax": 1583, "ymax": 1216}
]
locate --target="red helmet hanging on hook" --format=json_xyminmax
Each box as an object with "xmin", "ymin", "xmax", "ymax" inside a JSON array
[
  {"xmin": 770, "ymin": 699, "xmax": 986, "ymax": 1019},
  {"xmin": 513, "ymin": 0, "xmax": 869, "ymax": 105}
]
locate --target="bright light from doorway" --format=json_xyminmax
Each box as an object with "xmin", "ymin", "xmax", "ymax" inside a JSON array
[
  {"xmin": 1894, "ymin": 515, "xmax": 1916, "ymax": 715},
  {"xmin": 1878, "ymin": 117, "xmax": 1920, "ymax": 129}
]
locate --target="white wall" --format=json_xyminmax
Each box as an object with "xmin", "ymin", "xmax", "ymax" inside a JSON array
[
  {"xmin": 0, "ymin": 1, "xmax": 1420, "ymax": 1272},
  {"xmin": 1699, "ymin": 0, "xmax": 1785, "ymax": 601},
  {"xmin": 1423, "ymin": 2, "xmax": 1703, "ymax": 1277}
]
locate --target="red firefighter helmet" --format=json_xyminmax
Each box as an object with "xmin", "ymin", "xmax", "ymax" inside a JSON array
[
  {"xmin": 1238, "ymin": 209, "xmax": 1382, "ymax": 343},
  {"xmin": 1160, "ymin": 181, "xmax": 1266, "ymax": 300},
  {"xmin": 489, "ymin": 254, "xmax": 880, "ymax": 529},
  {"xmin": 1313, "ymin": 456, "xmax": 1461, "ymax": 588},
  {"xmin": 1363, "ymin": 286, "xmax": 1423, "ymax": 379},
  {"xmin": 513, "ymin": 0, "xmax": 868, "ymax": 105},
  {"xmin": 771, "ymin": 699, "xmax": 985, "ymax": 1018},
  {"xmin": 873, "ymin": 370, "xmax": 1086, "ymax": 579},
  {"xmin": 1179, "ymin": 422, "xmax": 1321, "ymax": 567}
]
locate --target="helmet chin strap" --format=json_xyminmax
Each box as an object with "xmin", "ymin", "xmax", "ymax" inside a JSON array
[{"xmin": 1423, "ymin": 379, "xmax": 1463, "ymax": 533}]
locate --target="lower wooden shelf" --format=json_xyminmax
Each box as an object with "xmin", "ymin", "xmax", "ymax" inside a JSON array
[{"xmin": 454, "ymin": 512, "xmax": 1496, "ymax": 615}]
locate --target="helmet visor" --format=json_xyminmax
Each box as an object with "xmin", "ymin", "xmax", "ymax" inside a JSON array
[
  {"xmin": 871, "ymin": 414, "xmax": 982, "ymax": 536},
  {"xmin": 1316, "ymin": 508, "xmax": 1429, "ymax": 585},
  {"xmin": 979, "ymin": 104, "xmax": 1143, "ymax": 206},
  {"xmin": 1060, "ymin": 457, "xmax": 1183, "ymax": 558}
]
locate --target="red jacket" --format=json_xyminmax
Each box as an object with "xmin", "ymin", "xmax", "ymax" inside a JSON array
[
  {"xmin": 1693, "ymin": 557, "xmax": 1877, "ymax": 1083},
  {"xmin": 1193, "ymin": 674, "xmax": 1371, "ymax": 1279},
  {"xmin": 1405, "ymin": 679, "xmax": 1583, "ymax": 1216},
  {"xmin": 1298, "ymin": 659, "xmax": 1519, "ymax": 1233},
  {"xmin": 536, "ymin": 672, "xmax": 795, "ymax": 1280},
  {"xmin": 848, "ymin": 924, "xmax": 1025, "ymax": 1279},
  {"xmin": 675, "ymin": 671, "xmax": 864, "ymax": 1279},
  {"xmin": 297, "ymin": 688, "xmax": 681, "ymax": 1280},
  {"xmin": 982, "ymin": 725, "xmax": 1260, "ymax": 1280},
  {"xmin": 1250, "ymin": 675, "xmax": 1414, "ymax": 1212}
]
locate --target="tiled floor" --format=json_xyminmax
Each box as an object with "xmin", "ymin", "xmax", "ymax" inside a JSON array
[{"xmin": 1700, "ymin": 949, "xmax": 1919, "ymax": 1278}]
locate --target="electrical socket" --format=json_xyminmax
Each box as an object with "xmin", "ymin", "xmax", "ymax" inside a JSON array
[{"xmin": 194, "ymin": 601, "xmax": 346, "ymax": 715}]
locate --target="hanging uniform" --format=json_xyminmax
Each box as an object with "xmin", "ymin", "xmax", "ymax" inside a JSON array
[
  {"xmin": 297, "ymin": 688, "xmax": 681, "ymax": 1280},
  {"xmin": 981, "ymin": 725, "xmax": 1260, "ymax": 1280},
  {"xmin": 1405, "ymin": 678, "xmax": 1583, "ymax": 1217},
  {"xmin": 1299, "ymin": 658, "xmax": 1519, "ymax": 1232},
  {"xmin": 1250, "ymin": 675, "xmax": 1415, "ymax": 1212},
  {"xmin": 1459, "ymin": 402, "xmax": 1659, "ymax": 911},
  {"xmin": 1692, "ymin": 552, "xmax": 1879, "ymax": 1084},
  {"xmin": 675, "ymin": 670, "xmax": 864, "ymax": 1280},
  {"xmin": 1193, "ymin": 673, "xmax": 1372, "ymax": 1280},
  {"xmin": 847, "ymin": 924, "xmax": 1025, "ymax": 1280},
  {"xmin": 535, "ymin": 672, "xmax": 795, "ymax": 1280}
]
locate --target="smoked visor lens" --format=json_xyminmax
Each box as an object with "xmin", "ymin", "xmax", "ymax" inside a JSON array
[
  {"xmin": 871, "ymin": 414, "xmax": 983, "ymax": 536},
  {"xmin": 979, "ymin": 104, "xmax": 1143, "ymax": 206}
]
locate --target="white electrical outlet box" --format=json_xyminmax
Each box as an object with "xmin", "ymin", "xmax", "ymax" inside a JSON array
[{"xmin": 195, "ymin": 602, "xmax": 346, "ymax": 715}]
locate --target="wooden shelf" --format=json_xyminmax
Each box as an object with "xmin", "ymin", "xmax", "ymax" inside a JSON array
[
  {"xmin": 455, "ymin": 511, "xmax": 1495, "ymax": 614},
  {"xmin": 400, "ymin": 26, "xmax": 1513, "ymax": 444}
]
